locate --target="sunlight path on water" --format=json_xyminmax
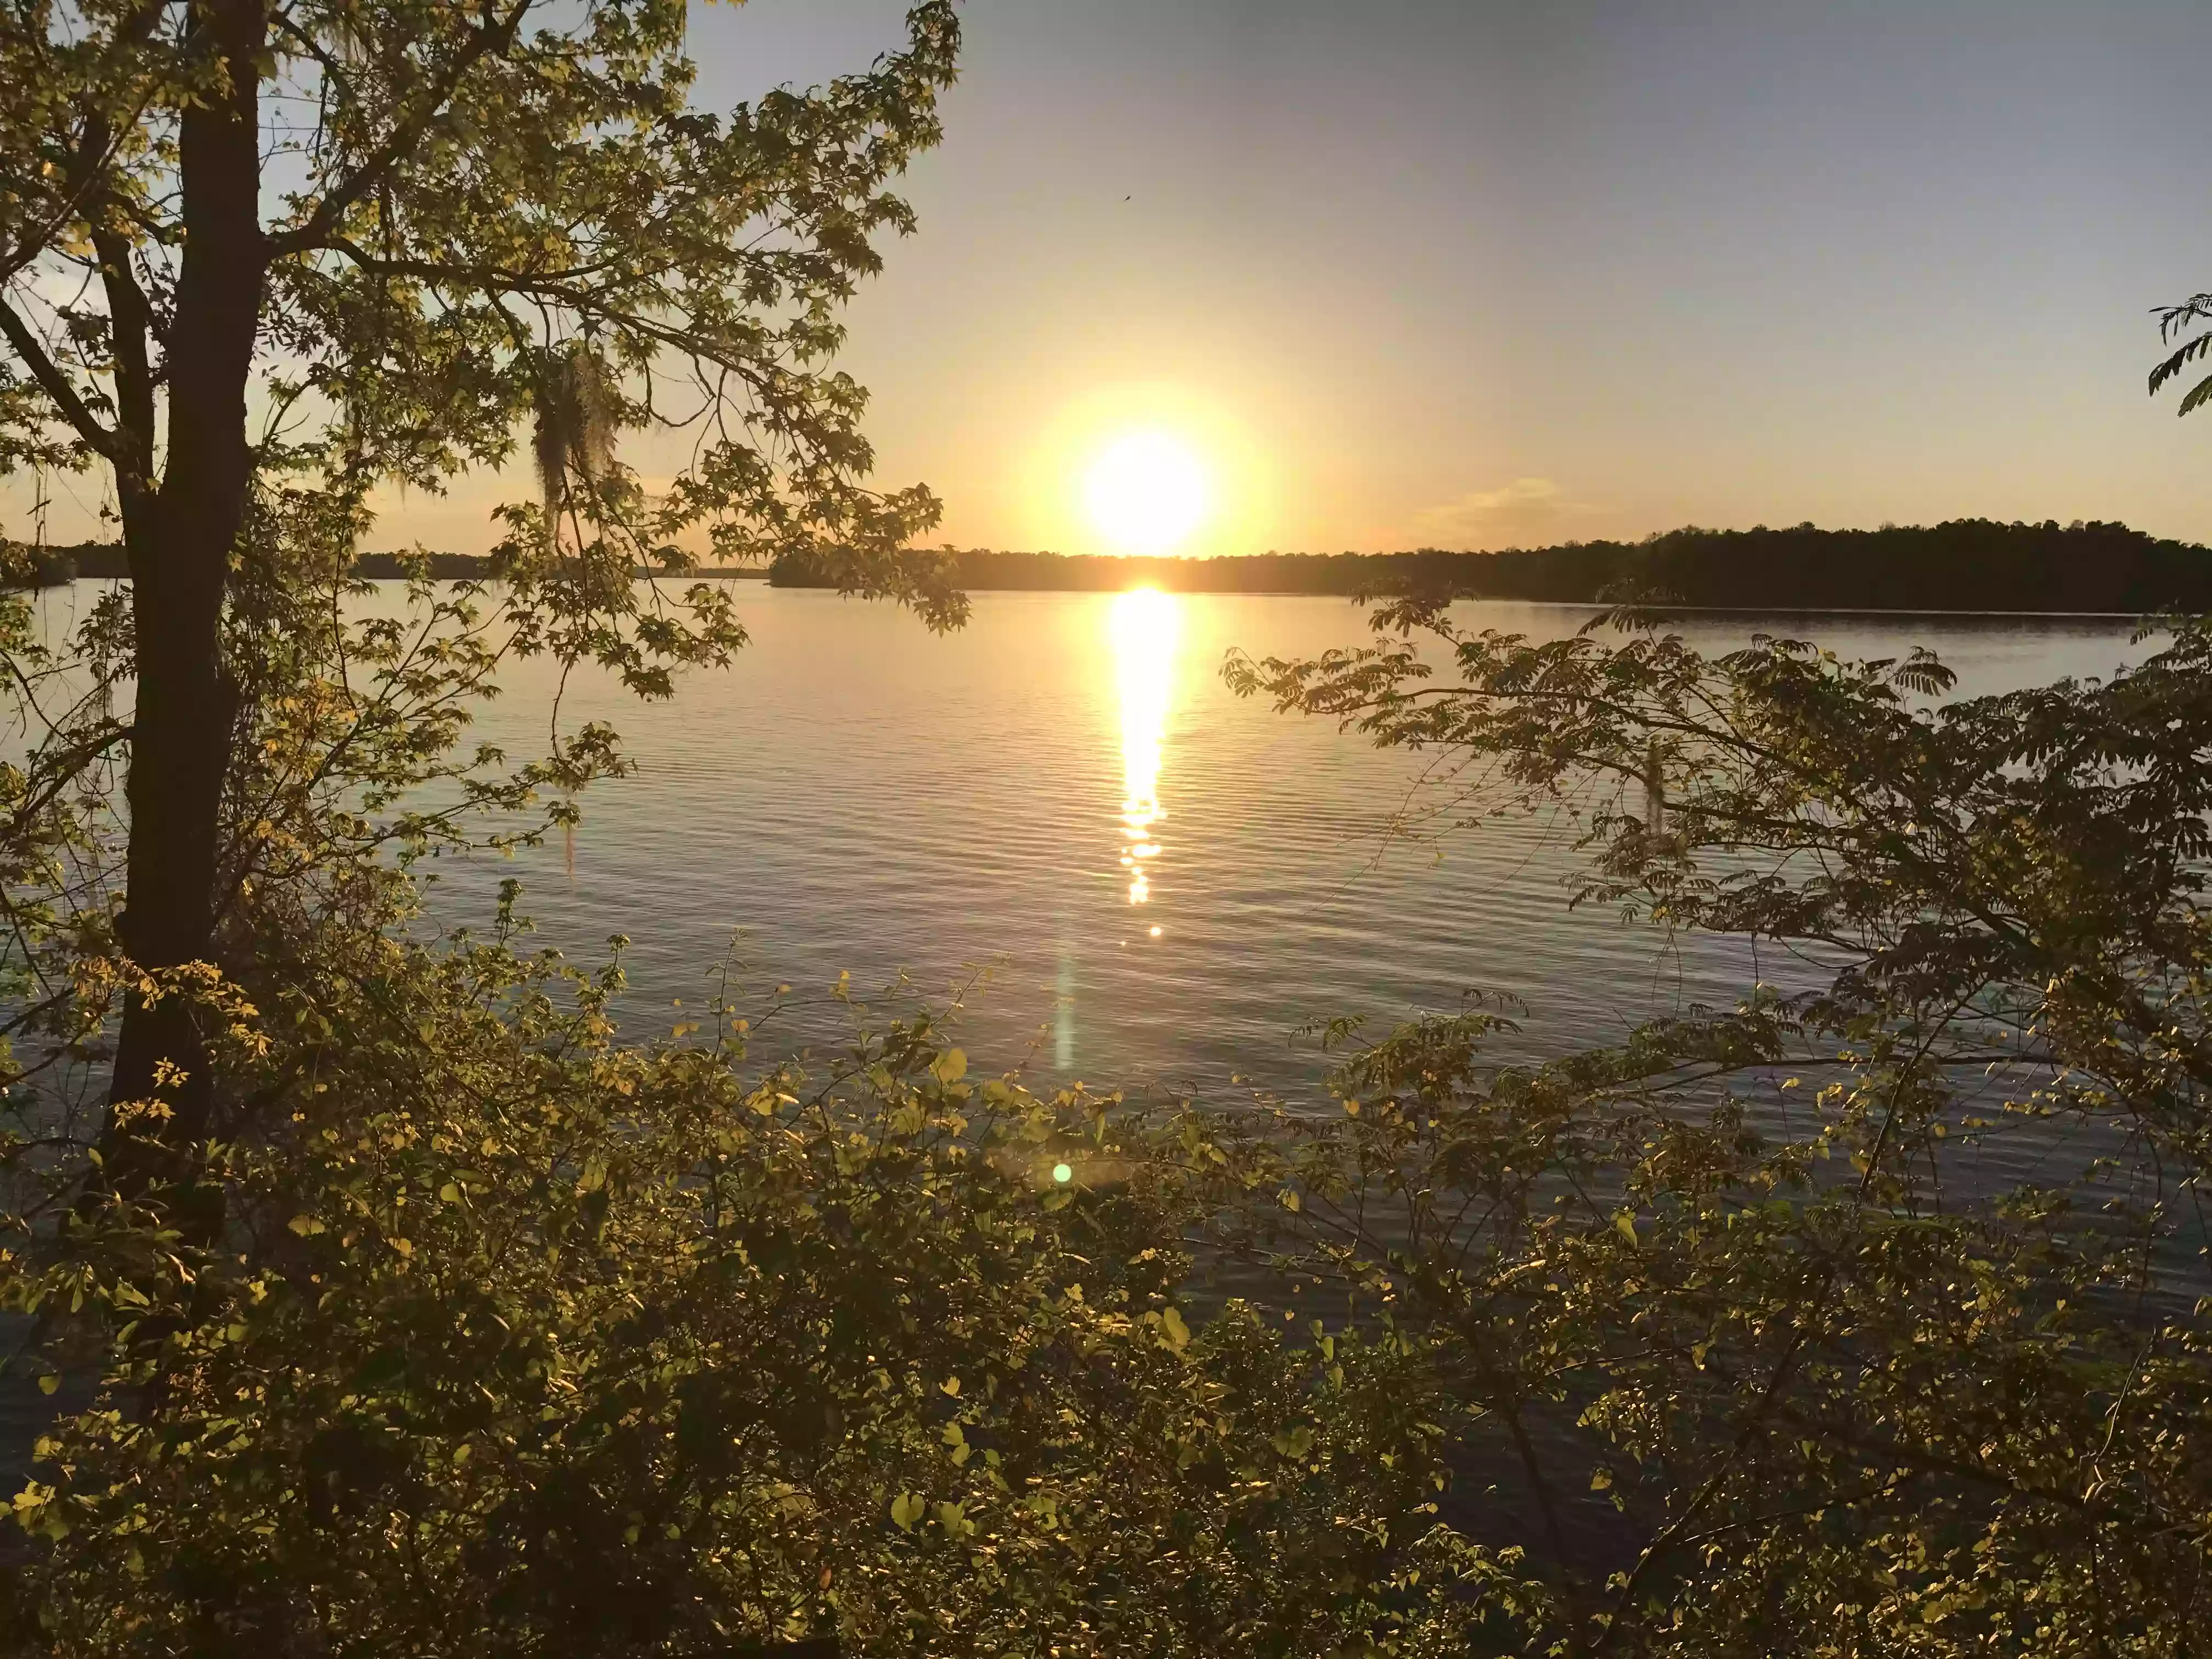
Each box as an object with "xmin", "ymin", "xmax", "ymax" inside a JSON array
[
  {"xmin": 411, "ymin": 589, "xmax": 2152, "ymax": 1106},
  {"xmin": 1111, "ymin": 588, "xmax": 1179, "ymax": 910}
]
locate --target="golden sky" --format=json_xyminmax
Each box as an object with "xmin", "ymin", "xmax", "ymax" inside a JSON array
[
  {"xmin": 18, "ymin": 1, "xmax": 2212, "ymax": 557},
  {"xmin": 812, "ymin": 0, "xmax": 2212, "ymax": 557}
]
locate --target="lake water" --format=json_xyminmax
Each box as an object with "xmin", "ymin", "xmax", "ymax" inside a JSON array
[{"xmin": 372, "ymin": 587, "xmax": 2151, "ymax": 1104}]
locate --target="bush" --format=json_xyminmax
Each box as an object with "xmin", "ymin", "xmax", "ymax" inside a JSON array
[
  {"xmin": 1220, "ymin": 608, "xmax": 2212, "ymax": 1654},
  {"xmin": 2, "ymin": 917, "xmax": 1525, "ymax": 1656}
]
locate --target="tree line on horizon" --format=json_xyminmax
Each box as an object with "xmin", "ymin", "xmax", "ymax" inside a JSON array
[
  {"xmin": 22, "ymin": 517, "xmax": 2209, "ymax": 614},
  {"xmin": 771, "ymin": 517, "xmax": 2212, "ymax": 612},
  {"xmin": 2, "ymin": 544, "xmax": 761, "ymax": 584}
]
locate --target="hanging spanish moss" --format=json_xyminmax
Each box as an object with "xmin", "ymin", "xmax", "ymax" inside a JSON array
[{"xmin": 533, "ymin": 342, "xmax": 619, "ymax": 539}]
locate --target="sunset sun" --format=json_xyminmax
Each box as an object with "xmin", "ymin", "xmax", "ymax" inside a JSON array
[{"xmin": 1082, "ymin": 430, "xmax": 1210, "ymax": 555}]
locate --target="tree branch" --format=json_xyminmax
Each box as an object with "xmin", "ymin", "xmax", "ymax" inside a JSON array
[
  {"xmin": 322, "ymin": 239, "xmax": 765, "ymax": 378},
  {"xmin": 325, "ymin": 236, "xmax": 622, "ymax": 299},
  {"xmin": 0, "ymin": 294, "xmax": 120, "ymax": 462},
  {"xmin": 0, "ymin": 0, "xmax": 175, "ymax": 286},
  {"xmin": 265, "ymin": 0, "xmax": 535, "ymax": 261},
  {"xmin": 94, "ymin": 228, "xmax": 159, "ymax": 489}
]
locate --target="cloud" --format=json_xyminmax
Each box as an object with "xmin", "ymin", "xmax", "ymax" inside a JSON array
[{"xmin": 1409, "ymin": 477, "xmax": 1587, "ymax": 547}]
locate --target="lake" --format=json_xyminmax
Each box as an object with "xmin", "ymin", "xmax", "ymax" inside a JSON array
[{"xmin": 354, "ymin": 586, "xmax": 2149, "ymax": 1104}]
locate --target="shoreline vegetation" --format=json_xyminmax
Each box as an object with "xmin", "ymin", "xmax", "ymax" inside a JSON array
[
  {"xmin": 18, "ymin": 517, "xmax": 2212, "ymax": 613},
  {"xmin": 776, "ymin": 518, "xmax": 2212, "ymax": 612},
  {"xmin": 1, "ymin": 544, "xmax": 773, "ymax": 585}
]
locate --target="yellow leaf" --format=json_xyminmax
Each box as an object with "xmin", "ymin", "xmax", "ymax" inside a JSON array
[
  {"xmin": 1614, "ymin": 1212, "xmax": 1638, "ymax": 1247},
  {"xmin": 1161, "ymin": 1307, "xmax": 1190, "ymax": 1352},
  {"xmin": 36, "ymin": 1375, "xmax": 58, "ymax": 1396}
]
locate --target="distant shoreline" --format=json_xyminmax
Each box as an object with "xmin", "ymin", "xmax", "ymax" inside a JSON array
[
  {"xmin": 14, "ymin": 518, "xmax": 2212, "ymax": 616},
  {"xmin": 771, "ymin": 520, "xmax": 2212, "ymax": 616},
  {"xmin": 5, "ymin": 544, "xmax": 770, "ymax": 584}
]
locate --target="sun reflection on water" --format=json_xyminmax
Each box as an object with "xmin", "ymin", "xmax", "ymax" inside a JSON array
[{"xmin": 1109, "ymin": 588, "xmax": 1181, "ymax": 909}]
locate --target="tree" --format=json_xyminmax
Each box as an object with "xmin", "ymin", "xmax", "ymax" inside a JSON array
[
  {"xmin": 1222, "ymin": 608, "xmax": 2212, "ymax": 1651},
  {"xmin": 0, "ymin": 0, "xmax": 964, "ymax": 1147}
]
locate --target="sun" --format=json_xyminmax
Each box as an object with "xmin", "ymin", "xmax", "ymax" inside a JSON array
[{"xmin": 1082, "ymin": 431, "xmax": 1210, "ymax": 555}]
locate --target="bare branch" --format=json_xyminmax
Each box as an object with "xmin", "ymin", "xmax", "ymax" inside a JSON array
[{"xmin": 0, "ymin": 293, "xmax": 120, "ymax": 462}]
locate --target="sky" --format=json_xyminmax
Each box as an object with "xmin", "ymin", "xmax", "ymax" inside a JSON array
[
  {"xmin": 19, "ymin": 0, "xmax": 2212, "ymax": 556},
  {"xmin": 756, "ymin": 0, "xmax": 2212, "ymax": 555}
]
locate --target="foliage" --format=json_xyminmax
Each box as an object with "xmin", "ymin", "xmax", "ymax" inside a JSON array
[
  {"xmin": 2151, "ymin": 292, "xmax": 2212, "ymax": 418},
  {"xmin": 1220, "ymin": 608, "xmax": 2212, "ymax": 1654},
  {"xmin": 0, "ymin": 906, "xmax": 1525, "ymax": 1656}
]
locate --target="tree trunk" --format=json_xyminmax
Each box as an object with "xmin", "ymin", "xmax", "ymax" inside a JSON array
[{"xmin": 108, "ymin": 0, "xmax": 266, "ymax": 1148}]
